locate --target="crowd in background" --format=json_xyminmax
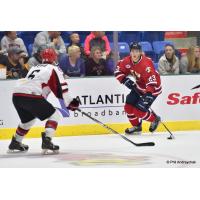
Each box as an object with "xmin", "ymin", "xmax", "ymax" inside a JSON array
[
  {"xmin": 158, "ymin": 44, "xmax": 200, "ymax": 75},
  {"xmin": 0, "ymin": 31, "xmax": 200, "ymax": 79}
]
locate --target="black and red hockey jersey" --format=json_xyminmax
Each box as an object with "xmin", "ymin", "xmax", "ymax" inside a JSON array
[{"xmin": 13, "ymin": 64, "xmax": 72, "ymax": 106}]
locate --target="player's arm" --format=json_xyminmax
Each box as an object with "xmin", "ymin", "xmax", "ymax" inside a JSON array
[
  {"xmin": 114, "ymin": 60, "xmax": 135, "ymax": 90},
  {"xmin": 49, "ymin": 67, "xmax": 79, "ymax": 111},
  {"xmin": 145, "ymin": 61, "xmax": 160, "ymax": 94}
]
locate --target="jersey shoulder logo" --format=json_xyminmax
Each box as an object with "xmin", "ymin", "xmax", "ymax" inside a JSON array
[
  {"xmin": 146, "ymin": 66, "xmax": 151, "ymax": 73},
  {"xmin": 125, "ymin": 64, "xmax": 131, "ymax": 69}
]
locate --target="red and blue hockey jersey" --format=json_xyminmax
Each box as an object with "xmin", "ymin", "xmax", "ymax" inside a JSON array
[{"xmin": 115, "ymin": 55, "xmax": 162, "ymax": 96}]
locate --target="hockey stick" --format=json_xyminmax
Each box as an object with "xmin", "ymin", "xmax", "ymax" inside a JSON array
[
  {"xmin": 131, "ymin": 87, "xmax": 175, "ymax": 140},
  {"xmin": 56, "ymin": 99, "xmax": 70, "ymax": 117},
  {"xmin": 191, "ymin": 84, "xmax": 200, "ymax": 90},
  {"xmin": 149, "ymin": 108, "xmax": 175, "ymax": 140},
  {"xmin": 76, "ymin": 108, "xmax": 155, "ymax": 147}
]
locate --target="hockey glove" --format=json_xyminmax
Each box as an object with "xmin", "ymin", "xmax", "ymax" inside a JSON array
[
  {"xmin": 122, "ymin": 77, "xmax": 135, "ymax": 90},
  {"xmin": 67, "ymin": 98, "xmax": 80, "ymax": 111},
  {"xmin": 136, "ymin": 92, "xmax": 155, "ymax": 112}
]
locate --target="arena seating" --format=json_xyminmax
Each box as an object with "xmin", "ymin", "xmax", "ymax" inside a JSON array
[
  {"xmin": 117, "ymin": 42, "xmax": 130, "ymax": 58},
  {"xmin": 18, "ymin": 31, "xmax": 39, "ymax": 49},
  {"xmin": 75, "ymin": 31, "xmax": 90, "ymax": 43},
  {"xmin": 139, "ymin": 41, "xmax": 156, "ymax": 61},
  {"xmin": 0, "ymin": 31, "xmax": 4, "ymax": 40},
  {"xmin": 152, "ymin": 40, "xmax": 174, "ymax": 62},
  {"xmin": 60, "ymin": 31, "xmax": 70, "ymax": 43},
  {"xmin": 28, "ymin": 43, "xmax": 33, "ymax": 56},
  {"xmin": 105, "ymin": 31, "xmax": 114, "ymax": 42},
  {"xmin": 139, "ymin": 41, "xmax": 153, "ymax": 52},
  {"xmin": 153, "ymin": 62, "xmax": 159, "ymax": 70},
  {"xmin": 165, "ymin": 31, "xmax": 188, "ymax": 39},
  {"xmin": 0, "ymin": 31, "xmax": 182, "ymax": 66},
  {"xmin": 142, "ymin": 31, "xmax": 165, "ymax": 43},
  {"xmin": 110, "ymin": 42, "xmax": 130, "ymax": 58},
  {"xmin": 119, "ymin": 31, "xmax": 142, "ymax": 44}
]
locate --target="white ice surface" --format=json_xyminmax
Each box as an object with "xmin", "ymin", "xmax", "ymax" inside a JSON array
[{"xmin": 0, "ymin": 131, "xmax": 199, "ymax": 168}]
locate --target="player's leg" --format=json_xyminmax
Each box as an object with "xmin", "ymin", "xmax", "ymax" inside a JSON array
[
  {"xmin": 41, "ymin": 110, "xmax": 61, "ymax": 154},
  {"xmin": 30, "ymin": 99, "xmax": 61, "ymax": 154},
  {"xmin": 126, "ymin": 90, "xmax": 160, "ymax": 133},
  {"xmin": 131, "ymin": 106, "xmax": 160, "ymax": 132},
  {"xmin": 135, "ymin": 93, "xmax": 161, "ymax": 132},
  {"xmin": 8, "ymin": 96, "xmax": 36, "ymax": 152},
  {"xmin": 124, "ymin": 103, "xmax": 142, "ymax": 135},
  {"xmin": 124, "ymin": 90, "xmax": 143, "ymax": 135},
  {"xmin": 9, "ymin": 119, "xmax": 36, "ymax": 152}
]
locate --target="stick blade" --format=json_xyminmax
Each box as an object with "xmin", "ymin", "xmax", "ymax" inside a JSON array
[{"xmin": 135, "ymin": 142, "xmax": 155, "ymax": 147}]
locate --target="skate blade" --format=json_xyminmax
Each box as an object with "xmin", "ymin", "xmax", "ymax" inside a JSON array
[
  {"xmin": 125, "ymin": 132, "xmax": 142, "ymax": 136},
  {"xmin": 41, "ymin": 149, "xmax": 59, "ymax": 155},
  {"xmin": 7, "ymin": 149, "xmax": 28, "ymax": 154}
]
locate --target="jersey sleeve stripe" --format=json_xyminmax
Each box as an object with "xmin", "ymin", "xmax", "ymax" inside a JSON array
[
  {"xmin": 61, "ymin": 85, "xmax": 68, "ymax": 90},
  {"xmin": 61, "ymin": 83, "xmax": 68, "ymax": 86},
  {"xmin": 115, "ymin": 74, "xmax": 125, "ymax": 80},
  {"xmin": 114, "ymin": 72, "xmax": 122, "ymax": 76},
  {"xmin": 146, "ymin": 82, "xmax": 158, "ymax": 86},
  {"xmin": 62, "ymin": 89, "xmax": 68, "ymax": 93}
]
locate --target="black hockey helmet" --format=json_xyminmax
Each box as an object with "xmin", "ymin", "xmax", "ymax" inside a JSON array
[{"xmin": 129, "ymin": 42, "xmax": 142, "ymax": 51}]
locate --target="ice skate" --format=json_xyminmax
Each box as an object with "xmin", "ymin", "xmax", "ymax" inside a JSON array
[
  {"xmin": 149, "ymin": 115, "xmax": 161, "ymax": 132},
  {"xmin": 7, "ymin": 136, "xmax": 29, "ymax": 153},
  {"xmin": 125, "ymin": 125, "xmax": 142, "ymax": 135},
  {"xmin": 41, "ymin": 132, "xmax": 59, "ymax": 155}
]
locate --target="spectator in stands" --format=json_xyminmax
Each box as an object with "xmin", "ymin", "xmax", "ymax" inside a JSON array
[
  {"xmin": 158, "ymin": 44, "xmax": 179, "ymax": 75},
  {"xmin": 0, "ymin": 47, "xmax": 29, "ymax": 79},
  {"xmin": 66, "ymin": 32, "xmax": 85, "ymax": 59},
  {"xmin": 32, "ymin": 31, "xmax": 66, "ymax": 57},
  {"xmin": 28, "ymin": 45, "xmax": 47, "ymax": 69},
  {"xmin": 0, "ymin": 47, "xmax": 4, "ymax": 55},
  {"xmin": 0, "ymin": 31, "xmax": 28, "ymax": 57},
  {"xmin": 84, "ymin": 31, "xmax": 111, "ymax": 59},
  {"xmin": 59, "ymin": 45, "xmax": 85, "ymax": 77},
  {"xmin": 180, "ymin": 46, "xmax": 200, "ymax": 74},
  {"xmin": 85, "ymin": 46, "xmax": 107, "ymax": 76}
]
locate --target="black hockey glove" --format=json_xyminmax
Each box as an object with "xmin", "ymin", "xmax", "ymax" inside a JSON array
[
  {"xmin": 136, "ymin": 92, "xmax": 155, "ymax": 112},
  {"xmin": 67, "ymin": 98, "xmax": 80, "ymax": 111},
  {"xmin": 121, "ymin": 77, "xmax": 135, "ymax": 90}
]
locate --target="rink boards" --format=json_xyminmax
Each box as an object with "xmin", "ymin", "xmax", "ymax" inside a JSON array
[{"xmin": 1, "ymin": 75, "xmax": 200, "ymax": 139}]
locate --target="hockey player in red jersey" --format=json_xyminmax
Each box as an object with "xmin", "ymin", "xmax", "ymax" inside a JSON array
[
  {"xmin": 8, "ymin": 48, "xmax": 79, "ymax": 154},
  {"xmin": 115, "ymin": 42, "xmax": 162, "ymax": 135}
]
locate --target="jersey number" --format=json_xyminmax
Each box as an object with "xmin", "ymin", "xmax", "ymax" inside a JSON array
[
  {"xmin": 27, "ymin": 70, "xmax": 40, "ymax": 79},
  {"xmin": 148, "ymin": 75, "xmax": 156, "ymax": 82}
]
